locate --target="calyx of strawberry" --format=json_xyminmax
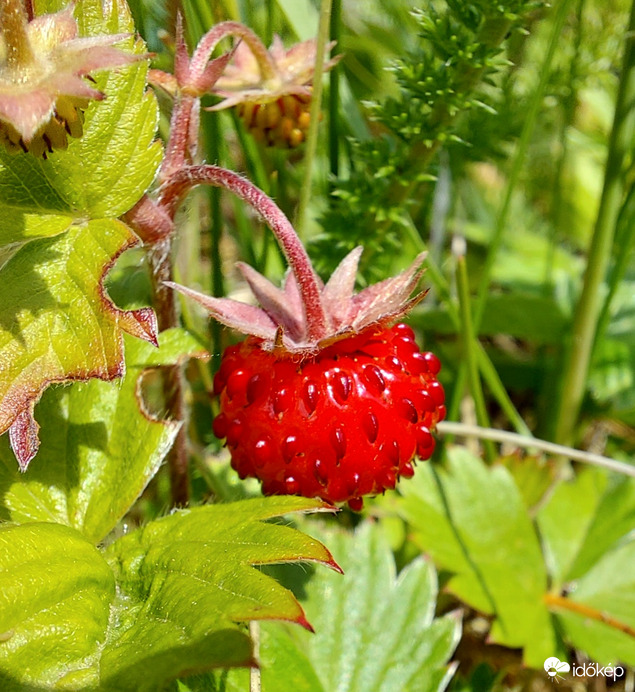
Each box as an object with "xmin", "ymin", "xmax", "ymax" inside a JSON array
[
  {"xmin": 164, "ymin": 168, "xmax": 426, "ymax": 353},
  {"xmin": 169, "ymin": 249, "xmax": 426, "ymax": 353}
]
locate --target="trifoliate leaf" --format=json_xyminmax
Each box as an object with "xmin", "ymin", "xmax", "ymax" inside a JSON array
[
  {"xmin": 397, "ymin": 446, "xmax": 557, "ymax": 667},
  {"xmin": 295, "ymin": 521, "xmax": 460, "ymax": 692},
  {"xmin": 0, "ymin": 329, "xmax": 207, "ymax": 543}
]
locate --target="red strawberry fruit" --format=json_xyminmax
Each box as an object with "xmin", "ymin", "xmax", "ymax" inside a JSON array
[{"xmin": 166, "ymin": 172, "xmax": 444, "ymax": 510}]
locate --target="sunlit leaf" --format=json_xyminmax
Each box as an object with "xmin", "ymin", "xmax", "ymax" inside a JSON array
[
  {"xmin": 0, "ymin": 522, "xmax": 114, "ymax": 690},
  {"xmin": 397, "ymin": 447, "xmax": 557, "ymax": 666},
  {"xmin": 100, "ymin": 497, "xmax": 339, "ymax": 692},
  {"xmin": 0, "ymin": 499, "xmax": 337, "ymax": 691},
  {"xmin": 0, "ymin": 329, "xmax": 207, "ymax": 543}
]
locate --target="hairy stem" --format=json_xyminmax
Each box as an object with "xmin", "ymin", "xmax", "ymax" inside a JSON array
[
  {"xmin": 147, "ymin": 239, "xmax": 190, "ymax": 506},
  {"xmin": 553, "ymin": 0, "xmax": 635, "ymax": 446},
  {"xmin": 160, "ymin": 94, "xmax": 198, "ymax": 183},
  {"xmin": 189, "ymin": 21, "xmax": 276, "ymax": 83},
  {"xmin": 160, "ymin": 165, "xmax": 328, "ymax": 341}
]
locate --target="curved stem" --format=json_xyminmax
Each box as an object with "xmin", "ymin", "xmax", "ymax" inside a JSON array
[
  {"xmin": 436, "ymin": 421, "xmax": 635, "ymax": 478},
  {"xmin": 189, "ymin": 21, "xmax": 277, "ymax": 84},
  {"xmin": 159, "ymin": 165, "xmax": 328, "ymax": 341}
]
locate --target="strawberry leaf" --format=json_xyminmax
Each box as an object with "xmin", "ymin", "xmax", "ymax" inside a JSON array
[
  {"xmin": 297, "ymin": 521, "xmax": 460, "ymax": 692},
  {"xmin": 396, "ymin": 446, "xmax": 558, "ymax": 667},
  {"xmin": 0, "ymin": 522, "xmax": 115, "ymax": 690},
  {"xmin": 552, "ymin": 540, "xmax": 635, "ymax": 666},
  {"xmin": 100, "ymin": 497, "xmax": 339, "ymax": 691},
  {"xmin": 0, "ymin": 329, "xmax": 207, "ymax": 543},
  {"xmin": 0, "ymin": 498, "xmax": 337, "ymax": 690},
  {"xmin": 208, "ymin": 520, "xmax": 460, "ymax": 692},
  {"xmin": 0, "ymin": 219, "xmax": 157, "ymax": 469},
  {"xmin": 0, "ymin": 0, "xmax": 162, "ymax": 468},
  {"xmin": 537, "ymin": 470, "xmax": 635, "ymax": 665}
]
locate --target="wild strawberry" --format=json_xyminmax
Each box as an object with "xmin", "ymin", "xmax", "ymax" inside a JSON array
[
  {"xmin": 211, "ymin": 324, "xmax": 444, "ymax": 511},
  {"xmin": 166, "ymin": 169, "xmax": 444, "ymax": 510}
]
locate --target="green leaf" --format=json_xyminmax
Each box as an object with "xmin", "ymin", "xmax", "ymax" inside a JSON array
[
  {"xmin": 0, "ymin": 219, "xmax": 157, "ymax": 468},
  {"xmin": 0, "ymin": 0, "xmax": 163, "ymax": 467},
  {"xmin": 0, "ymin": 522, "xmax": 115, "ymax": 690},
  {"xmin": 550, "ymin": 541, "xmax": 635, "ymax": 666},
  {"xmin": 589, "ymin": 337, "xmax": 635, "ymax": 423},
  {"xmin": 99, "ymin": 497, "xmax": 338, "ymax": 692},
  {"xmin": 0, "ymin": 328, "xmax": 207, "ymax": 543},
  {"xmin": 499, "ymin": 454, "xmax": 557, "ymax": 511},
  {"xmin": 531, "ymin": 470, "xmax": 635, "ymax": 664},
  {"xmin": 207, "ymin": 520, "xmax": 459, "ymax": 692},
  {"xmin": 537, "ymin": 469, "xmax": 635, "ymax": 585},
  {"xmin": 422, "ymin": 293, "xmax": 568, "ymax": 344},
  {"xmin": 397, "ymin": 447, "xmax": 557, "ymax": 666},
  {"xmin": 0, "ymin": 499, "xmax": 335, "ymax": 691},
  {"xmin": 194, "ymin": 624, "xmax": 325, "ymax": 692},
  {"xmin": 271, "ymin": 521, "xmax": 459, "ymax": 692}
]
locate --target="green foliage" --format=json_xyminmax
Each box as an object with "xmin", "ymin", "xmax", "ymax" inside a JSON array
[
  {"xmin": 0, "ymin": 329, "xmax": 205, "ymax": 542},
  {"xmin": 0, "ymin": 497, "xmax": 337, "ymax": 691},
  {"xmin": 312, "ymin": 0, "xmax": 542, "ymax": 280},
  {"xmin": 1, "ymin": 0, "xmax": 634, "ymax": 688},
  {"xmin": 196, "ymin": 521, "xmax": 460, "ymax": 692},
  {"xmin": 0, "ymin": 522, "xmax": 114, "ymax": 691},
  {"xmin": 397, "ymin": 447, "xmax": 635, "ymax": 668},
  {"xmin": 397, "ymin": 446, "xmax": 556, "ymax": 666},
  {"xmin": 0, "ymin": 0, "xmax": 162, "ymax": 461}
]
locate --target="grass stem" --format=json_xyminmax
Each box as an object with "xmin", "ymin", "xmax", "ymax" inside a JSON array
[
  {"xmin": 294, "ymin": 0, "xmax": 333, "ymax": 236},
  {"xmin": 553, "ymin": 0, "xmax": 635, "ymax": 446}
]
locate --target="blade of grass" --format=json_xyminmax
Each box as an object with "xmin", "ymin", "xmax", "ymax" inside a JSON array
[
  {"xmin": 593, "ymin": 181, "xmax": 635, "ymax": 351},
  {"xmin": 294, "ymin": 0, "xmax": 333, "ymax": 237},
  {"xmin": 455, "ymin": 244, "xmax": 496, "ymax": 462},
  {"xmin": 403, "ymin": 217, "xmax": 531, "ymax": 436},
  {"xmin": 553, "ymin": 0, "xmax": 635, "ymax": 446},
  {"xmin": 328, "ymin": 0, "xmax": 341, "ymax": 181}
]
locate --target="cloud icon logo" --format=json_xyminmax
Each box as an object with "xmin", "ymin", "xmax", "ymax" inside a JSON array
[{"xmin": 544, "ymin": 657, "xmax": 571, "ymax": 679}]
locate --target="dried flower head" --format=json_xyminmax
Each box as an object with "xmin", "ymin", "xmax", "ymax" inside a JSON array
[
  {"xmin": 209, "ymin": 32, "xmax": 340, "ymax": 148},
  {"xmin": 0, "ymin": 0, "xmax": 142, "ymax": 157}
]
